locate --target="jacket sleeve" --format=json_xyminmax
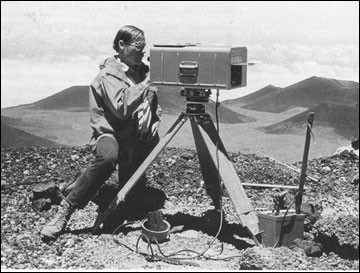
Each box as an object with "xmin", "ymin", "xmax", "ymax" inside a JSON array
[
  {"xmin": 100, "ymin": 74, "xmax": 148, "ymax": 120},
  {"xmin": 146, "ymin": 85, "xmax": 162, "ymax": 123}
]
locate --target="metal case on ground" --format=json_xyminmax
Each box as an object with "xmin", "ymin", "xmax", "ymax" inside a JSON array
[{"xmin": 258, "ymin": 212, "xmax": 305, "ymax": 247}]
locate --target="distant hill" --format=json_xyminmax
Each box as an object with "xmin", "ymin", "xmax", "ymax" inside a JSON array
[
  {"xmin": 264, "ymin": 103, "xmax": 359, "ymax": 139},
  {"xmin": 222, "ymin": 76, "xmax": 359, "ymax": 140},
  {"xmin": 19, "ymin": 86, "xmax": 90, "ymax": 111},
  {"xmin": 223, "ymin": 76, "xmax": 359, "ymax": 113},
  {"xmin": 222, "ymin": 85, "xmax": 283, "ymax": 108},
  {"xmin": 1, "ymin": 117, "xmax": 64, "ymax": 148},
  {"xmin": 2, "ymin": 76, "xmax": 357, "ymax": 151},
  {"xmin": 12, "ymin": 85, "xmax": 254, "ymax": 124}
]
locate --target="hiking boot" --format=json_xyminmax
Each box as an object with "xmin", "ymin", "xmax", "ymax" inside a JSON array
[{"xmin": 40, "ymin": 200, "xmax": 75, "ymax": 240}]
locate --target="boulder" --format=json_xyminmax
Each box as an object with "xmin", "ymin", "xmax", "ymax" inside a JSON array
[
  {"xmin": 334, "ymin": 146, "xmax": 359, "ymax": 157},
  {"xmin": 300, "ymin": 202, "xmax": 321, "ymax": 231},
  {"xmin": 30, "ymin": 182, "xmax": 63, "ymax": 211},
  {"xmin": 292, "ymin": 238, "xmax": 323, "ymax": 257},
  {"xmin": 321, "ymin": 208, "xmax": 337, "ymax": 219}
]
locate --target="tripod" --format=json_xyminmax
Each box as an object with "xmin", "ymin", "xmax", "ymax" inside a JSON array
[{"xmin": 92, "ymin": 89, "xmax": 260, "ymax": 245}]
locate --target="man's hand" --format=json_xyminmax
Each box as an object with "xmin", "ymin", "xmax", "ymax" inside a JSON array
[{"xmin": 147, "ymin": 121, "xmax": 160, "ymax": 141}]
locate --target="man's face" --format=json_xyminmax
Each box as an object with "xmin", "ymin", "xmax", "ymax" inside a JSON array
[{"xmin": 121, "ymin": 39, "xmax": 146, "ymax": 67}]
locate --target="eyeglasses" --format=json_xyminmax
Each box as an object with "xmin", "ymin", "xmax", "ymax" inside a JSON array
[{"xmin": 127, "ymin": 41, "xmax": 146, "ymax": 52}]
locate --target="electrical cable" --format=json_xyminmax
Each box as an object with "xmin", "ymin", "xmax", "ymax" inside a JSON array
[
  {"xmin": 213, "ymin": 88, "xmax": 225, "ymax": 253},
  {"xmin": 112, "ymin": 220, "xmax": 140, "ymax": 236},
  {"xmin": 140, "ymin": 89, "xmax": 226, "ymax": 261},
  {"xmin": 139, "ymin": 89, "xmax": 227, "ymax": 261}
]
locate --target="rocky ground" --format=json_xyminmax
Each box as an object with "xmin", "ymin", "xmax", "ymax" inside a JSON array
[{"xmin": 1, "ymin": 145, "xmax": 359, "ymax": 270}]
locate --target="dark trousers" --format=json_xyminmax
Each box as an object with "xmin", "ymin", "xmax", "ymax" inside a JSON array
[{"xmin": 65, "ymin": 134, "xmax": 159, "ymax": 209}]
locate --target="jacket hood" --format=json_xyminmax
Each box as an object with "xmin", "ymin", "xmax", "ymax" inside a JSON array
[{"xmin": 99, "ymin": 56, "xmax": 119, "ymax": 70}]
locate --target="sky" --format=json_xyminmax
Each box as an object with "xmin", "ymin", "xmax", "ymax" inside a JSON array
[{"xmin": 1, "ymin": 1, "xmax": 359, "ymax": 108}]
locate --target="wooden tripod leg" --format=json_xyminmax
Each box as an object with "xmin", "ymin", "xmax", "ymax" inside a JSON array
[
  {"xmin": 91, "ymin": 113, "xmax": 189, "ymax": 232},
  {"xmin": 189, "ymin": 115, "xmax": 224, "ymax": 209},
  {"xmin": 190, "ymin": 114, "xmax": 260, "ymax": 244}
]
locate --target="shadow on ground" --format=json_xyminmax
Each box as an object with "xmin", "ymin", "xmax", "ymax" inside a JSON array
[
  {"xmin": 59, "ymin": 185, "xmax": 254, "ymax": 251},
  {"xmin": 164, "ymin": 211, "xmax": 254, "ymax": 250}
]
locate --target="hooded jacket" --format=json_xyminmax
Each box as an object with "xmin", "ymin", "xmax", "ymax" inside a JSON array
[{"xmin": 89, "ymin": 56, "xmax": 161, "ymax": 148}]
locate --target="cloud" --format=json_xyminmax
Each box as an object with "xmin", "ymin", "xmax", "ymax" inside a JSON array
[
  {"xmin": 1, "ymin": 1, "xmax": 359, "ymax": 107},
  {"xmin": 2, "ymin": 42, "xmax": 359, "ymax": 107},
  {"xmin": 219, "ymin": 42, "xmax": 359, "ymax": 102},
  {"xmin": 2, "ymin": 1, "xmax": 359, "ymax": 61},
  {"xmin": 248, "ymin": 42, "xmax": 359, "ymax": 81},
  {"xmin": 1, "ymin": 57, "xmax": 100, "ymax": 108}
]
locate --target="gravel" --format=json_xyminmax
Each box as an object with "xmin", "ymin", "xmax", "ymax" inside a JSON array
[{"xmin": 1, "ymin": 145, "xmax": 359, "ymax": 270}]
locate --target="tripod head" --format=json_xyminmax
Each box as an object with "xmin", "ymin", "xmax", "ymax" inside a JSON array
[{"xmin": 180, "ymin": 88, "xmax": 212, "ymax": 114}]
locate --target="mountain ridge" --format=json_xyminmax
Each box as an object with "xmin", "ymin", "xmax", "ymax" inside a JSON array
[
  {"xmin": 1, "ymin": 76, "xmax": 358, "ymax": 154},
  {"xmin": 5, "ymin": 85, "xmax": 255, "ymax": 124},
  {"xmin": 223, "ymin": 76, "xmax": 359, "ymax": 113},
  {"xmin": 263, "ymin": 102, "xmax": 359, "ymax": 139}
]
